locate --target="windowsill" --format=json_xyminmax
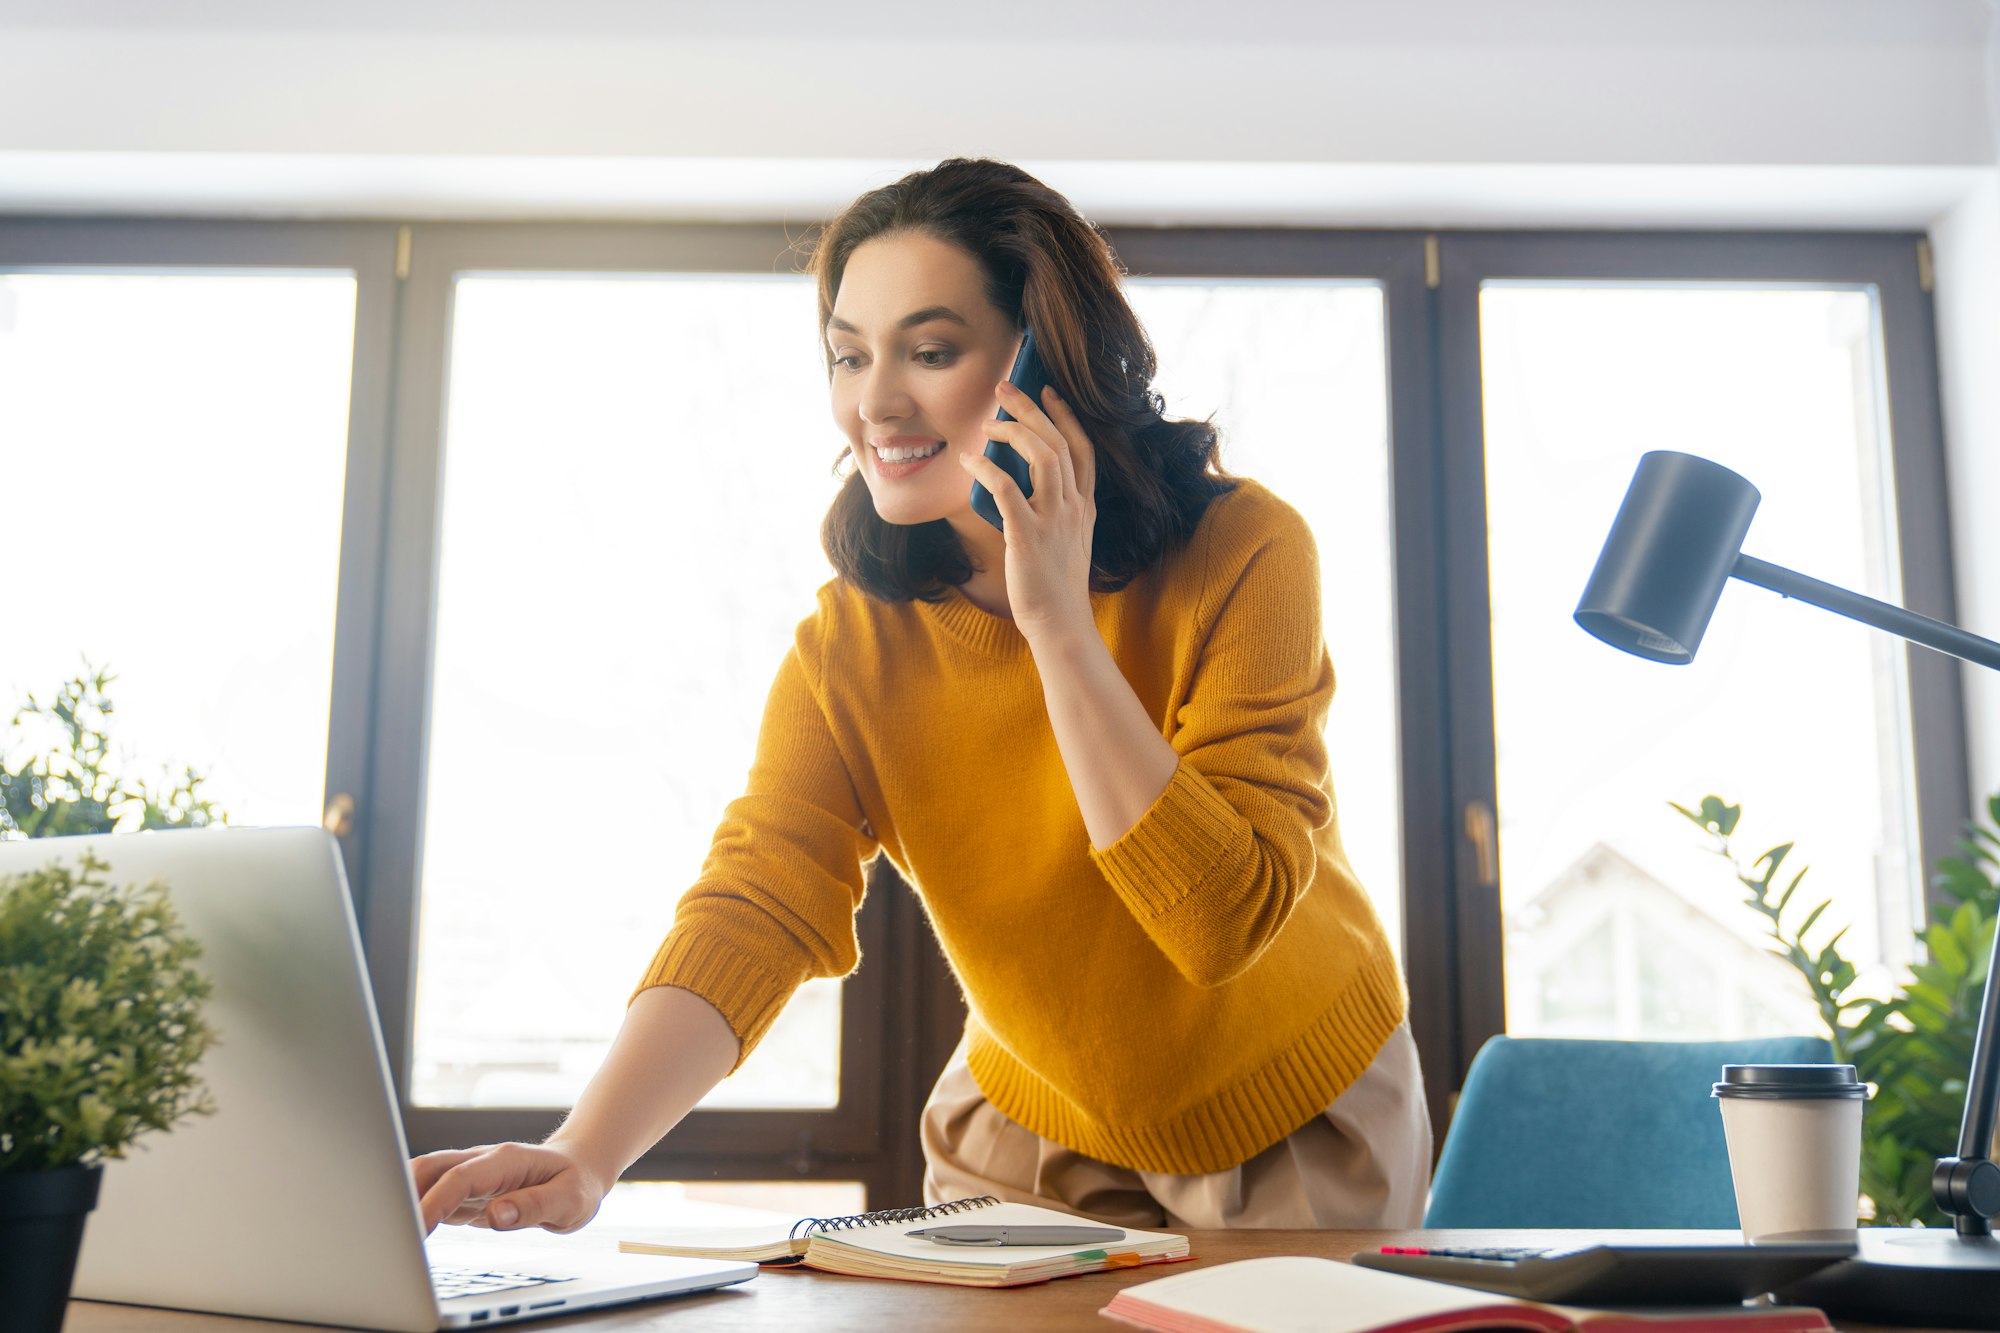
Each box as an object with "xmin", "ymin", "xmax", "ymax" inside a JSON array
[{"xmin": 0, "ymin": 154, "xmax": 1984, "ymax": 232}]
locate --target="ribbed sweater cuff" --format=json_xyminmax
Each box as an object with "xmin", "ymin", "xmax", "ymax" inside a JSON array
[
  {"xmin": 1092, "ymin": 762, "xmax": 1250, "ymax": 918},
  {"xmin": 631, "ymin": 929, "xmax": 803, "ymax": 1070}
]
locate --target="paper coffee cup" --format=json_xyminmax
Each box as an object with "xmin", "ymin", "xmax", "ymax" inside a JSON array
[{"xmin": 1713, "ymin": 1064, "xmax": 1869, "ymax": 1241}]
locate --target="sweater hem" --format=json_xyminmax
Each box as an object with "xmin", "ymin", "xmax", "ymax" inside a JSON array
[{"xmin": 963, "ymin": 937, "xmax": 1408, "ymax": 1175}]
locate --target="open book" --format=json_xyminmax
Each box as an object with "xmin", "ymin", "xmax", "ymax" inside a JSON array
[
  {"xmin": 618, "ymin": 1195, "xmax": 1188, "ymax": 1288},
  {"xmin": 1099, "ymin": 1257, "xmax": 1834, "ymax": 1333}
]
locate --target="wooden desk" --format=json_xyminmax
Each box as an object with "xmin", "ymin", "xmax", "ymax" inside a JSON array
[{"xmin": 66, "ymin": 1229, "xmax": 1960, "ymax": 1332}]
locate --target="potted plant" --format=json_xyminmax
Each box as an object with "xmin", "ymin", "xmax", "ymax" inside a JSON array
[
  {"xmin": 0, "ymin": 852, "xmax": 217, "ymax": 1331},
  {"xmin": 0, "ymin": 664, "xmax": 224, "ymax": 1331},
  {"xmin": 1676, "ymin": 790, "xmax": 2000, "ymax": 1224}
]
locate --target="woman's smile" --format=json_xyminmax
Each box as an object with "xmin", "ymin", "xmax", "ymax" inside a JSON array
[{"xmin": 870, "ymin": 434, "xmax": 948, "ymax": 477}]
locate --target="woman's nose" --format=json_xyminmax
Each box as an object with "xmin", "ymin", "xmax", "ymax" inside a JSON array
[{"xmin": 858, "ymin": 365, "xmax": 913, "ymax": 425}]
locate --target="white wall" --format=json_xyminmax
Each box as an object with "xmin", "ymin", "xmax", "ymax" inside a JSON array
[
  {"xmin": 4, "ymin": 13, "xmax": 1989, "ymax": 164},
  {"xmin": 2, "ymin": 0, "xmax": 1996, "ymax": 800},
  {"xmin": 1929, "ymin": 12, "xmax": 2000, "ymax": 815},
  {"xmin": 0, "ymin": 0, "xmax": 1992, "ymax": 221}
]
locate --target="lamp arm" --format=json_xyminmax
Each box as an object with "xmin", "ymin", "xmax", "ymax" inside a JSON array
[
  {"xmin": 1730, "ymin": 556, "xmax": 2000, "ymax": 1231},
  {"xmin": 1732, "ymin": 555, "xmax": 2000, "ymax": 672}
]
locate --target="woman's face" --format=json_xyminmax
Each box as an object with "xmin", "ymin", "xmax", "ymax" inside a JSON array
[{"xmin": 827, "ymin": 230, "xmax": 1020, "ymax": 528}]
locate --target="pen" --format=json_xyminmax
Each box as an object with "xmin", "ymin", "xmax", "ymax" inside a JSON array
[{"xmin": 905, "ymin": 1224, "xmax": 1128, "ymax": 1246}]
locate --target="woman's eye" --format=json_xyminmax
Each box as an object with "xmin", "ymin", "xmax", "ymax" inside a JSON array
[
  {"xmin": 831, "ymin": 353, "xmax": 862, "ymax": 371},
  {"xmin": 915, "ymin": 348, "xmax": 955, "ymax": 367}
]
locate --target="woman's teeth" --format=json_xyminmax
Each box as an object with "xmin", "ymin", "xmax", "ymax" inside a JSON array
[{"xmin": 875, "ymin": 441, "xmax": 943, "ymax": 463}]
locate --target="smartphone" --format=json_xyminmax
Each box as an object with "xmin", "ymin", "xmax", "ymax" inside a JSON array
[{"xmin": 970, "ymin": 328, "xmax": 1054, "ymax": 531}]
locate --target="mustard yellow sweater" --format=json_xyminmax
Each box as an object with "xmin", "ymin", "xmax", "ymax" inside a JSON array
[{"xmin": 636, "ymin": 478, "xmax": 1406, "ymax": 1175}]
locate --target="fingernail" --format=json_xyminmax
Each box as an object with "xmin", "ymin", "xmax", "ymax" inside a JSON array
[{"xmin": 492, "ymin": 1202, "xmax": 519, "ymax": 1227}]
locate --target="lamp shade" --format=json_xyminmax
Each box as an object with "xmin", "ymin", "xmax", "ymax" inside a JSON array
[{"xmin": 1574, "ymin": 451, "xmax": 1761, "ymax": 664}]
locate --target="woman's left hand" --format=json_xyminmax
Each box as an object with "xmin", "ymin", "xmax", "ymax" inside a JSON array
[{"xmin": 959, "ymin": 381, "xmax": 1099, "ymax": 646}]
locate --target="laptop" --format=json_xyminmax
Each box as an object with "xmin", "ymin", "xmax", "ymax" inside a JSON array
[{"xmin": 0, "ymin": 826, "xmax": 756, "ymax": 1331}]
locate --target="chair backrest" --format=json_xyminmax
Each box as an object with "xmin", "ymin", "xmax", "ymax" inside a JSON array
[{"xmin": 1423, "ymin": 1034, "xmax": 1835, "ymax": 1228}]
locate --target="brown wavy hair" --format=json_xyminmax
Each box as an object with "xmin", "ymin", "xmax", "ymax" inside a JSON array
[{"xmin": 807, "ymin": 158, "xmax": 1234, "ymax": 603}]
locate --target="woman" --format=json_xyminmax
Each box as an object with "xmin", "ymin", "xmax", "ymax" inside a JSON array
[{"xmin": 414, "ymin": 158, "xmax": 1430, "ymax": 1234}]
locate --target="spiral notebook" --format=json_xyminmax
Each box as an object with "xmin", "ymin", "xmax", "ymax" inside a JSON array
[{"xmin": 618, "ymin": 1195, "xmax": 1190, "ymax": 1288}]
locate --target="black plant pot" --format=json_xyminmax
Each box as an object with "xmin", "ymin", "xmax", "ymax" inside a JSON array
[{"xmin": 0, "ymin": 1163, "xmax": 103, "ymax": 1333}]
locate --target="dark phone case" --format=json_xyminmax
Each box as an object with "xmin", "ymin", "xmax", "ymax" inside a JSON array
[{"xmin": 970, "ymin": 330, "xmax": 1053, "ymax": 531}]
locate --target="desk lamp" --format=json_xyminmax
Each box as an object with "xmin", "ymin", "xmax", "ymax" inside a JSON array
[{"xmin": 1575, "ymin": 450, "xmax": 2000, "ymax": 1326}]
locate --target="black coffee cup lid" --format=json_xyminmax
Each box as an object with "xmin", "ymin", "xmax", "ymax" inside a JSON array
[{"xmin": 1712, "ymin": 1064, "xmax": 1869, "ymax": 1100}]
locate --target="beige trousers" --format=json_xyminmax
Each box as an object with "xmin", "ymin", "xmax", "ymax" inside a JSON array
[{"xmin": 920, "ymin": 1022, "xmax": 1432, "ymax": 1230}]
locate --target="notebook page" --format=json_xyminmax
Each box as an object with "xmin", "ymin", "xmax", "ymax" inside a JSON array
[{"xmin": 617, "ymin": 1223, "xmax": 806, "ymax": 1262}]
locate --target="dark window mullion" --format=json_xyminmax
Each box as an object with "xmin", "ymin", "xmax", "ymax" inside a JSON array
[
  {"xmin": 1432, "ymin": 236, "xmax": 1505, "ymax": 1083},
  {"xmin": 1874, "ymin": 252, "xmax": 1972, "ymax": 919},
  {"xmin": 359, "ymin": 219, "xmax": 451, "ymax": 1114},
  {"xmin": 323, "ymin": 229, "xmax": 402, "ymax": 926},
  {"xmin": 1383, "ymin": 238, "xmax": 1463, "ymax": 1153}
]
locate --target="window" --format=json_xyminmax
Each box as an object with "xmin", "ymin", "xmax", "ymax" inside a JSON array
[
  {"xmin": 1434, "ymin": 233, "xmax": 1964, "ymax": 1084},
  {"xmin": 0, "ymin": 222, "xmax": 395, "ymax": 866}
]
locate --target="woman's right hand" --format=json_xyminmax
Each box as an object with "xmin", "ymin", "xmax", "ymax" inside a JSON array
[
  {"xmin": 411, "ymin": 1140, "xmax": 611, "ymax": 1235},
  {"xmin": 408, "ymin": 985, "xmax": 740, "ymax": 1238}
]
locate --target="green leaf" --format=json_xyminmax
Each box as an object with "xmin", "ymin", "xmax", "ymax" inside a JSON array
[
  {"xmin": 1776, "ymin": 866, "xmax": 1809, "ymax": 916},
  {"xmin": 1757, "ymin": 843, "xmax": 1794, "ymax": 891},
  {"xmin": 1930, "ymin": 927, "xmax": 1968, "ymax": 976},
  {"xmin": 1951, "ymin": 898, "xmax": 1982, "ymax": 942}
]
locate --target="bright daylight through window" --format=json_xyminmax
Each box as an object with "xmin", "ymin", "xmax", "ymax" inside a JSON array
[{"xmin": 0, "ymin": 273, "xmax": 354, "ymax": 833}]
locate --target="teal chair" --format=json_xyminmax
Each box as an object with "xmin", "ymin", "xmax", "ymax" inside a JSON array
[{"xmin": 1424, "ymin": 1035, "xmax": 1835, "ymax": 1228}]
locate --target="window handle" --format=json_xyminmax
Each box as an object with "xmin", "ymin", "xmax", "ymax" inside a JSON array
[
  {"xmin": 323, "ymin": 792, "xmax": 356, "ymax": 839},
  {"xmin": 1463, "ymin": 798, "xmax": 1498, "ymax": 890}
]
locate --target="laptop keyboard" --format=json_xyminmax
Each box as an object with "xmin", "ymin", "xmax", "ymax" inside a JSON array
[{"xmin": 431, "ymin": 1265, "xmax": 571, "ymax": 1301}]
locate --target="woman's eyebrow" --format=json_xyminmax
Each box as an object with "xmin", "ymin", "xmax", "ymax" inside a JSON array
[{"xmin": 826, "ymin": 305, "xmax": 970, "ymax": 337}]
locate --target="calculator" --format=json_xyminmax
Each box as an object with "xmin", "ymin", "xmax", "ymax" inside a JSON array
[{"xmin": 1352, "ymin": 1240, "xmax": 1856, "ymax": 1305}]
